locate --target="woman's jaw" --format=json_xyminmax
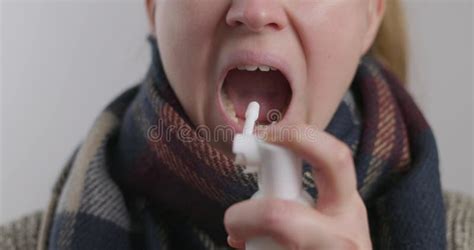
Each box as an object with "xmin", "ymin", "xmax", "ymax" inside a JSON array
[{"xmin": 149, "ymin": 1, "xmax": 382, "ymax": 157}]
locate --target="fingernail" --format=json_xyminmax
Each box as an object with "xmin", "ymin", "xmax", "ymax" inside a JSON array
[{"xmin": 227, "ymin": 235, "xmax": 241, "ymax": 248}]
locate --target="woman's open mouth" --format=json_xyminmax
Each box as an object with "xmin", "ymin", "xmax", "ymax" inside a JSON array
[{"xmin": 219, "ymin": 64, "xmax": 292, "ymax": 129}]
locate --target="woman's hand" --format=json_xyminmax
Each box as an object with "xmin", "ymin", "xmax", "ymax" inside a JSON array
[{"xmin": 224, "ymin": 124, "xmax": 372, "ymax": 250}]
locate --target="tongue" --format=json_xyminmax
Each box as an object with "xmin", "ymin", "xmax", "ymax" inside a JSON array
[{"xmin": 224, "ymin": 69, "xmax": 291, "ymax": 124}]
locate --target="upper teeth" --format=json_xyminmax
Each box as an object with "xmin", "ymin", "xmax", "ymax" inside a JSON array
[{"xmin": 237, "ymin": 65, "xmax": 277, "ymax": 72}]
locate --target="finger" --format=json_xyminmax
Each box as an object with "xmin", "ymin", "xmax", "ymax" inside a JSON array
[
  {"xmin": 224, "ymin": 198, "xmax": 330, "ymax": 248},
  {"xmin": 263, "ymin": 124, "xmax": 358, "ymax": 214},
  {"xmin": 227, "ymin": 235, "xmax": 245, "ymax": 249}
]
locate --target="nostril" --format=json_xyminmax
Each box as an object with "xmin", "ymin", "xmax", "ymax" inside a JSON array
[
  {"xmin": 268, "ymin": 22, "xmax": 282, "ymax": 31},
  {"xmin": 226, "ymin": 15, "xmax": 244, "ymax": 28},
  {"xmin": 235, "ymin": 20, "xmax": 244, "ymax": 26}
]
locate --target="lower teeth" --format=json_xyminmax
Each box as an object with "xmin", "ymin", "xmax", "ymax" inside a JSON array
[
  {"xmin": 221, "ymin": 91, "xmax": 275, "ymax": 128},
  {"xmin": 221, "ymin": 91, "xmax": 239, "ymax": 123}
]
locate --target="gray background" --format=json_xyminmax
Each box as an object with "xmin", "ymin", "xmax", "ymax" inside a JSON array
[{"xmin": 1, "ymin": 0, "xmax": 473, "ymax": 224}]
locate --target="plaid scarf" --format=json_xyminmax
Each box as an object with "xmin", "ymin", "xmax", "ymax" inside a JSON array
[{"xmin": 42, "ymin": 36, "xmax": 446, "ymax": 250}]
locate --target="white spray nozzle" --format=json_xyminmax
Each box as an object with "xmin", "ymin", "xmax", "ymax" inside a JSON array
[
  {"xmin": 243, "ymin": 101, "xmax": 260, "ymax": 135},
  {"xmin": 233, "ymin": 101, "xmax": 261, "ymax": 172}
]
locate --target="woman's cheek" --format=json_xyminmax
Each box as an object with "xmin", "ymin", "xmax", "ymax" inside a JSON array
[{"xmin": 155, "ymin": 3, "xmax": 224, "ymax": 126}]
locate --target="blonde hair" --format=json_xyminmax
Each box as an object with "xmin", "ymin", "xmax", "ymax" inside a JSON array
[{"xmin": 369, "ymin": 0, "xmax": 408, "ymax": 84}]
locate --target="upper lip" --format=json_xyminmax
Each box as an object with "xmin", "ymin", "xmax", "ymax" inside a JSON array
[{"xmin": 217, "ymin": 50, "xmax": 294, "ymax": 92}]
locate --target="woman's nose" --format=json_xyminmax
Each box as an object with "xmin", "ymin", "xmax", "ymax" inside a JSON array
[{"xmin": 226, "ymin": 0, "xmax": 288, "ymax": 32}]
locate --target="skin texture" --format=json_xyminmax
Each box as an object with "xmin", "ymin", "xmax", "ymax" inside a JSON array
[{"xmin": 146, "ymin": 0, "xmax": 385, "ymax": 249}]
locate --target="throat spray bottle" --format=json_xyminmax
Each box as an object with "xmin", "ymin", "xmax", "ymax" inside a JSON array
[{"xmin": 232, "ymin": 101, "xmax": 314, "ymax": 250}]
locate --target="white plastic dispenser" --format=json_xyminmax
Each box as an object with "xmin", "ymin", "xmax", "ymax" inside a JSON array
[{"xmin": 232, "ymin": 101, "xmax": 314, "ymax": 250}]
